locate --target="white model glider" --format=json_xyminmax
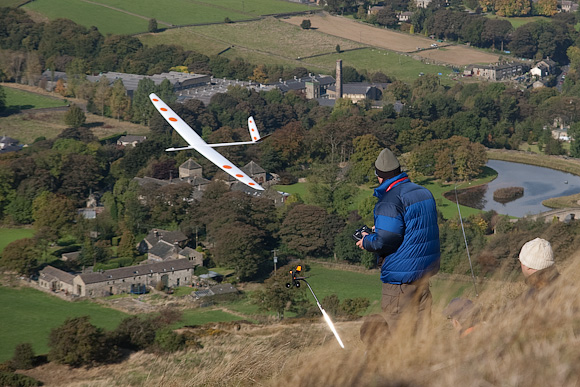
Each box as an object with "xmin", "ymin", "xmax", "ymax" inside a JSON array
[{"xmin": 149, "ymin": 93, "xmax": 265, "ymax": 190}]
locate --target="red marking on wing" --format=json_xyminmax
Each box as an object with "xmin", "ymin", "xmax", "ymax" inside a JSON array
[
  {"xmin": 160, "ymin": 108, "xmax": 168, "ymax": 111},
  {"xmin": 169, "ymin": 117, "xmax": 178, "ymax": 122},
  {"xmin": 223, "ymin": 165, "xmax": 232, "ymax": 169},
  {"xmin": 152, "ymin": 98, "xmax": 159, "ymax": 102}
]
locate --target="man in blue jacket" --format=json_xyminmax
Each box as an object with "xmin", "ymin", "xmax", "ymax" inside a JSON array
[{"xmin": 356, "ymin": 148, "xmax": 440, "ymax": 336}]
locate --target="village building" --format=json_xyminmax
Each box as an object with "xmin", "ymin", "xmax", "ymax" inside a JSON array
[
  {"xmin": 561, "ymin": 0, "xmax": 579, "ymax": 12},
  {"xmin": 73, "ymin": 258, "xmax": 194, "ymax": 297},
  {"xmin": 179, "ymin": 158, "xmax": 203, "ymax": 179},
  {"xmin": 469, "ymin": 62, "xmax": 529, "ymax": 81},
  {"xmin": 138, "ymin": 229, "xmax": 188, "ymax": 254},
  {"xmin": 117, "ymin": 135, "xmax": 147, "ymax": 147},
  {"xmin": 326, "ymin": 82, "xmax": 385, "ymax": 103},
  {"xmin": 241, "ymin": 161, "xmax": 267, "ymax": 184},
  {"xmin": 61, "ymin": 251, "xmax": 81, "ymax": 262},
  {"xmin": 77, "ymin": 193, "xmax": 105, "ymax": 220},
  {"xmin": 38, "ymin": 266, "xmax": 75, "ymax": 294},
  {"xmin": 178, "ymin": 247, "xmax": 204, "ymax": 267},
  {"xmin": 530, "ymin": 58, "xmax": 557, "ymax": 78}
]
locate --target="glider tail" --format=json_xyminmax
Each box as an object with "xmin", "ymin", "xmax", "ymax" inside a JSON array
[{"xmin": 248, "ymin": 117, "xmax": 261, "ymax": 142}]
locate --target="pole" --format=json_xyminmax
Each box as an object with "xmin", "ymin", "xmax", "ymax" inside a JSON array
[{"xmin": 272, "ymin": 249, "xmax": 278, "ymax": 273}]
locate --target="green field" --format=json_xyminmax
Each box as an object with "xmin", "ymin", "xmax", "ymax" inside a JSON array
[
  {"xmin": 23, "ymin": 0, "xmax": 316, "ymax": 35},
  {"xmin": 24, "ymin": 0, "xmax": 150, "ymax": 35},
  {"xmin": 306, "ymin": 48, "xmax": 454, "ymax": 84},
  {"xmin": 485, "ymin": 14, "xmax": 550, "ymax": 29},
  {"xmin": 139, "ymin": 18, "xmax": 453, "ymax": 83},
  {"xmin": 0, "ymin": 286, "xmax": 128, "ymax": 362},
  {"xmin": 0, "ymin": 228, "xmax": 35, "ymax": 254},
  {"xmin": 3, "ymin": 86, "xmax": 68, "ymax": 111}
]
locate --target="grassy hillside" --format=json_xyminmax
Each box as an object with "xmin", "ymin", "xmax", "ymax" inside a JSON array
[
  {"xmin": 3, "ymin": 86, "xmax": 68, "ymax": 111},
  {"xmin": 0, "ymin": 286, "xmax": 128, "ymax": 363},
  {"xmin": 485, "ymin": 14, "xmax": 550, "ymax": 29},
  {"xmin": 0, "ymin": 228, "xmax": 34, "ymax": 254}
]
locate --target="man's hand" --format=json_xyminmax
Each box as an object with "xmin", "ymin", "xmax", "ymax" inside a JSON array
[{"xmin": 356, "ymin": 232, "xmax": 369, "ymax": 250}]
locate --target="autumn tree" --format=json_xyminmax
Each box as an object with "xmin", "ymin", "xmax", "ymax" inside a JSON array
[
  {"xmin": 109, "ymin": 79, "xmax": 130, "ymax": 120},
  {"xmin": 0, "ymin": 238, "xmax": 38, "ymax": 275},
  {"xmin": 300, "ymin": 19, "xmax": 312, "ymax": 29},
  {"xmin": 93, "ymin": 75, "xmax": 111, "ymax": 116},
  {"xmin": 534, "ymin": 0, "xmax": 557, "ymax": 15}
]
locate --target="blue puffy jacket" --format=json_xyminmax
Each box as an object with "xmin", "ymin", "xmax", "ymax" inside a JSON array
[{"xmin": 362, "ymin": 172, "xmax": 440, "ymax": 284}]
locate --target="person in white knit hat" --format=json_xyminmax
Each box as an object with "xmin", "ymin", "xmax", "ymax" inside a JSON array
[{"xmin": 518, "ymin": 237, "xmax": 559, "ymax": 295}]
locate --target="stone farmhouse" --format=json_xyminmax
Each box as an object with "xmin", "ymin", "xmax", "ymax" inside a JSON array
[
  {"xmin": 138, "ymin": 229, "xmax": 188, "ymax": 254},
  {"xmin": 561, "ymin": 0, "xmax": 579, "ymax": 12},
  {"xmin": 326, "ymin": 83, "xmax": 386, "ymax": 103},
  {"xmin": 38, "ymin": 259, "xmax": 195, "ymax": 297},
  {"xmin": 469, "ymin": 62, "xmax": 530, "ymax": 81},
  {"xmin": 39, "ymin": 266, "xmax": 75, "ymax": 294},
  {"xmin": 530, "ymin": 58, "xmax": 557, "ymax": 78}
]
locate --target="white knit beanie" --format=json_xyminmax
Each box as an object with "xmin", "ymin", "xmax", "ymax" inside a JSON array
[{"xmin": 518, "ymin": 238, "xmax": 554, "ymax": 270}]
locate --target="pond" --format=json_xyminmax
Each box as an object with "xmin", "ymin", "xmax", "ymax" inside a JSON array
[{"xmin": 452, "ymin": 160, "xmax": 580, "ymax": 217}]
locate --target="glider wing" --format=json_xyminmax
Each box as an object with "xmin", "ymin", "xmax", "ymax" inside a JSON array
[{"xmin": 149, "ymin": 93, "xmax": 264, "ymax": 191}]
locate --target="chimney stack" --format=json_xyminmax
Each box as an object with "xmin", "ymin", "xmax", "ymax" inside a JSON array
[{"xmin": 336, "ymin": 59, "xmax": 343, "ymax": 99}]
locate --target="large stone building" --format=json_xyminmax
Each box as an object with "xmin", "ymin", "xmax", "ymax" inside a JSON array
[
  {"xmin": 38, "ymin": 259, "xmax": 195, "ymax": 297},
  {"xmin": 74, "ymin": 259, "xmax": 194, "ymax": 297},
  {"xmin": 469, "ymin": 62, "xmax": 530, "ymax": 81}
]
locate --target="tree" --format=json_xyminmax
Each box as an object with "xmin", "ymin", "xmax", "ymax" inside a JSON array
[
  {"xmin": 93, "ymin": 75, "xmax": 111, "ymax": 116},
  {"xmin": 48, "ymin": 316, "xmax": 110, "ymax": 367},
  {"xmin": 148, "ymin": 18, "xmax": 158, "ymax": 33},
  {"xmin": 279, "ymin": 204, "xmax": 328, "ymax": 257},
  {"xmin": 131, "ymin": 78, "xmax": 157, "ymax": 125},
  {"xmin": 64, "ymin": 104, "xmax": 86, "ymax": 128},
  {"xmin": 349, "ymin": 134, "xmax": 383, "ymax": 184},
  {"xmin": 376, "ymin": 7, "xmax": 398, "ymax": 28},
  {"xmin": 10, "ymin": 343, "xmax": 36, "ymax": 370},
  {"xmin": 335, "ymin": 44, "xmax": 341, "ymax": 53},
  {"xmin": 109, "ymin": 79, "xmax": 130, "ymax": 120},
  {"xmin": 252, "ymin": 264, "xmax": 309, "ymax": 319},
  {"xmin": 0, "ymin": 238, "xmax": 38, "ymax": 275},
  {"xmin": 32, "ymin": 192, "xmax": 76, "ymax": 241},
  {"xmin": 300, "ymin": 19, "xmax": 312, "ymax": 29},
  {"xmin": 117, "ymin": 229, "xmax": 138, "ymax": 261},
  {"xmin": 211, "ymin": 221, "xmax": 269, "ymax": 281}
]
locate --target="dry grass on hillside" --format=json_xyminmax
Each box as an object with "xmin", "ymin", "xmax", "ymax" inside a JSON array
[{"xmin": 22, "ymin": 251, "xmax": 580, "ymax": 386}]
